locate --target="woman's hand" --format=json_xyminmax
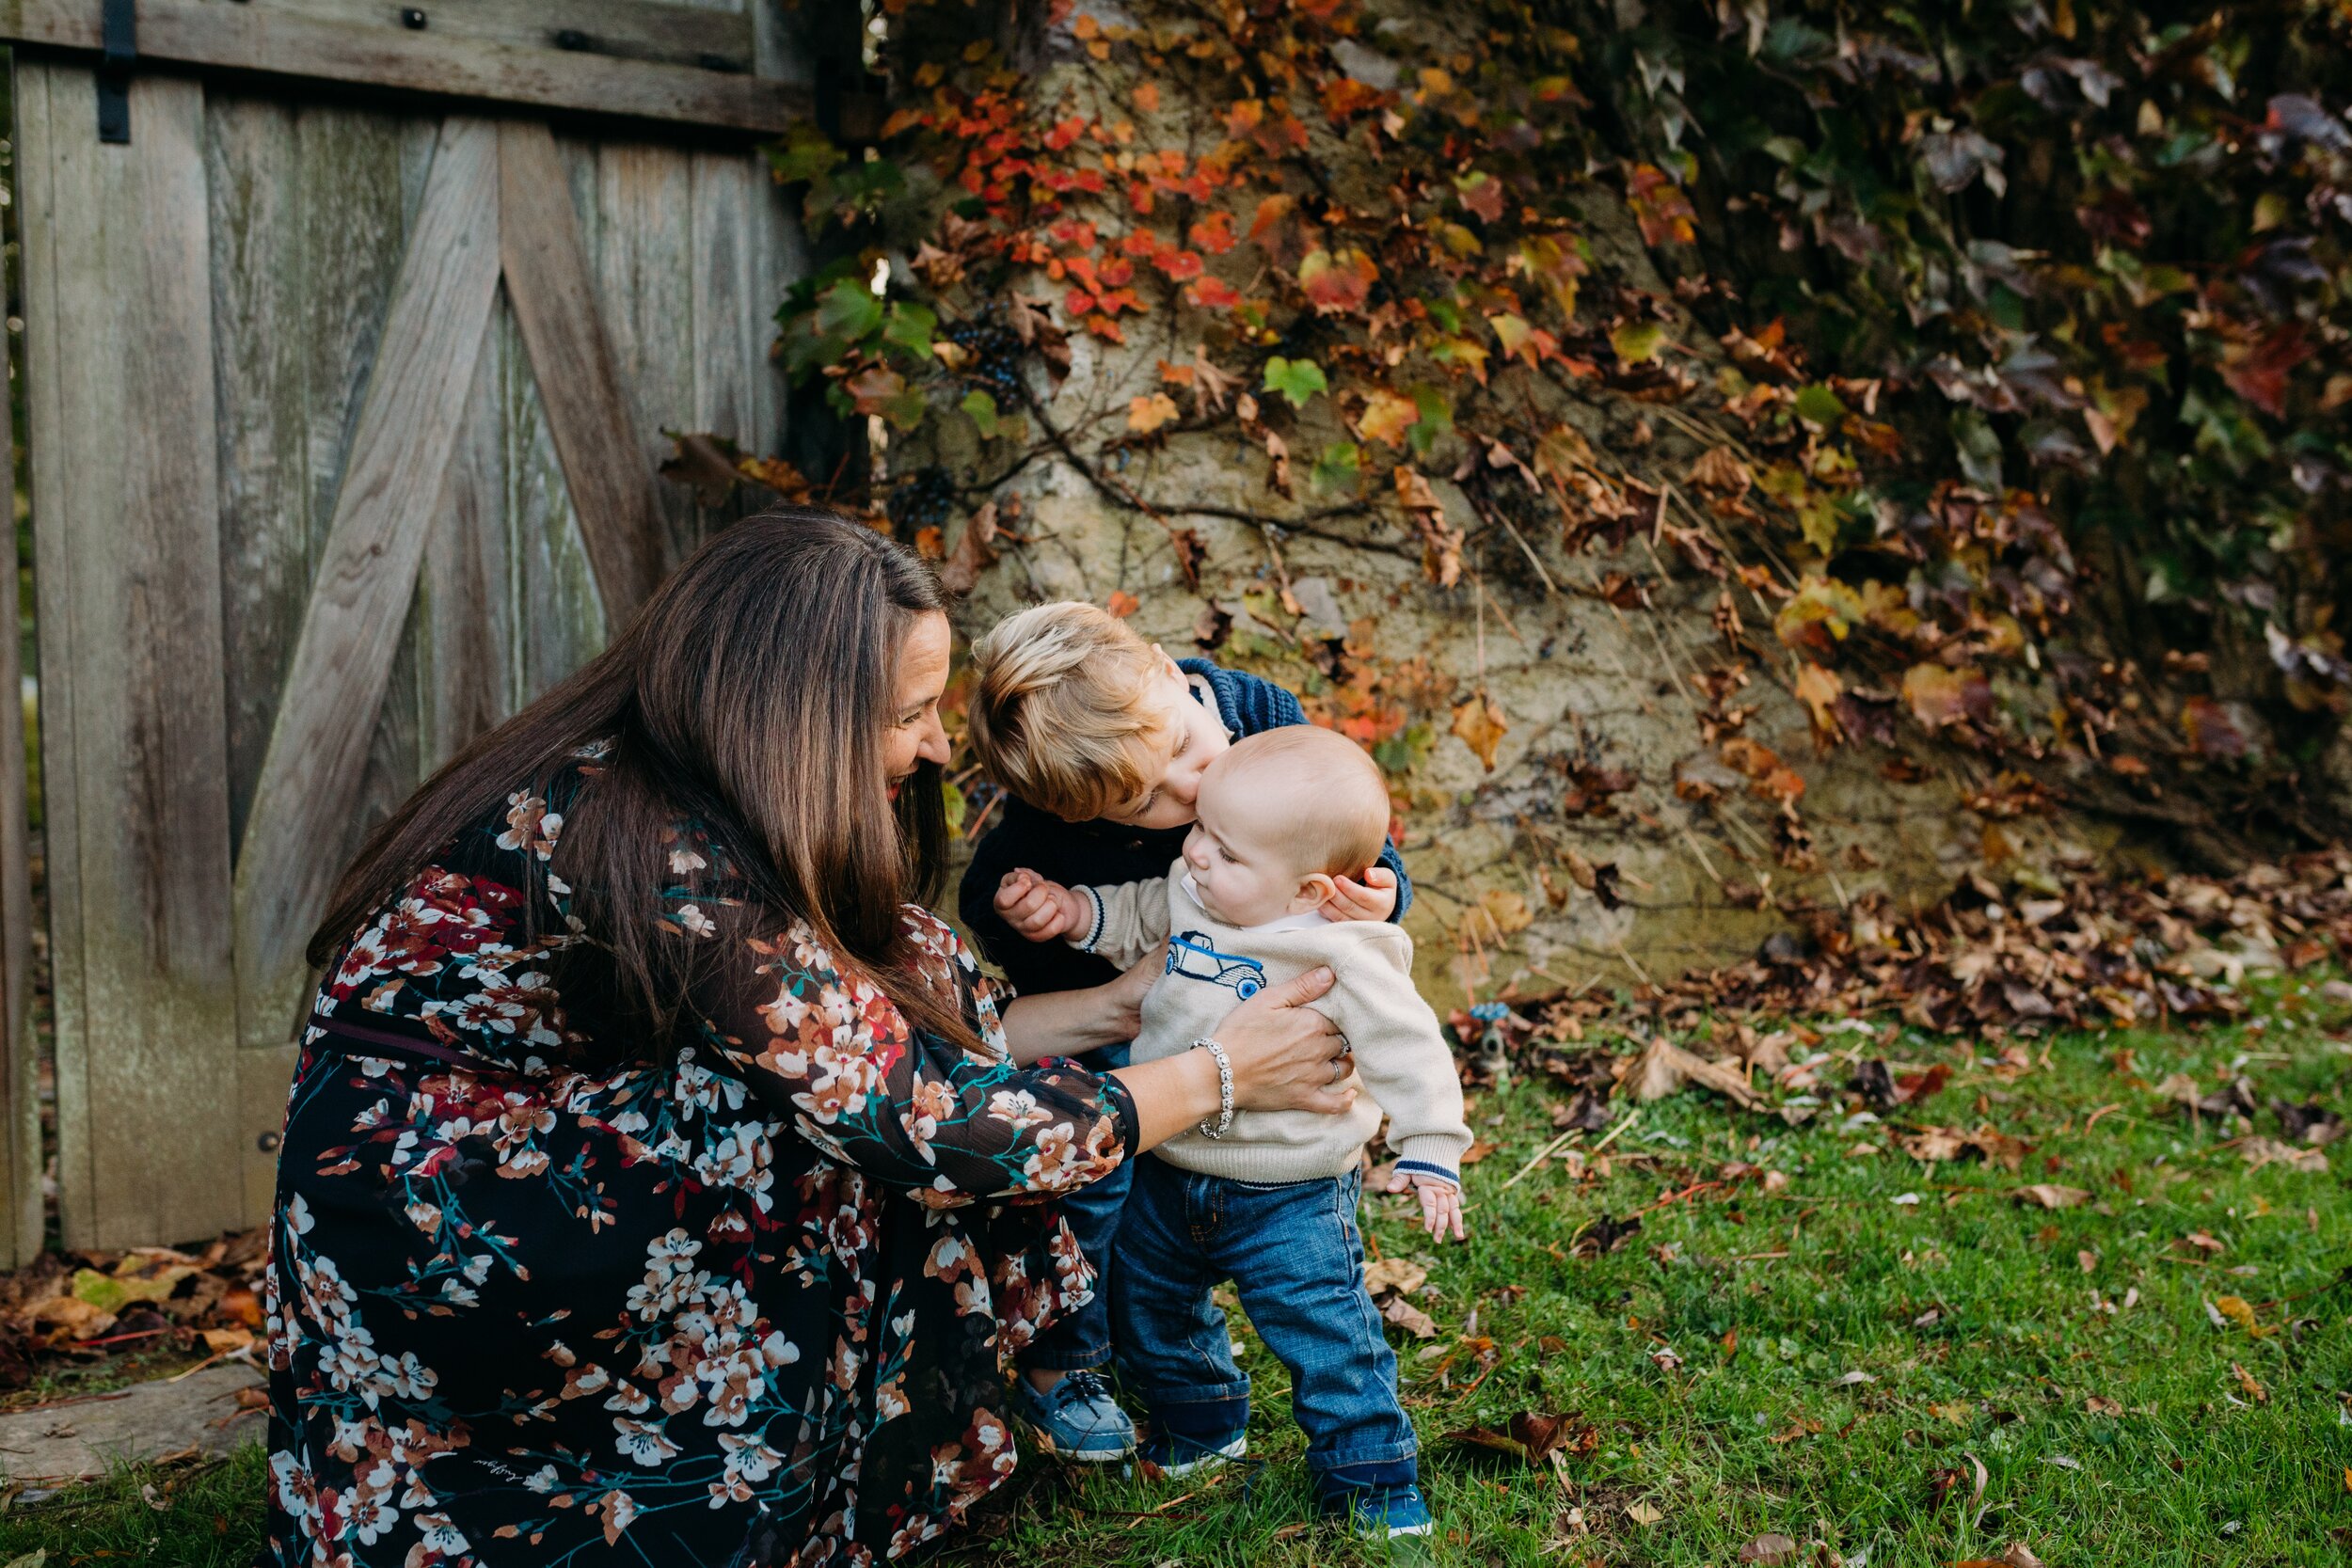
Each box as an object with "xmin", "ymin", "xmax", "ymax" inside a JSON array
[
  {"xmin": 1101, "ymin": 940, "xmax": 1165, "ymax": 1037},
  {"xmin": 1212, "ymin": 966, "xmax": 1354, "ymax": 1117},
  {"xmin": 1322, "ymin": 864, "xmax": 1399, "ymax": 923}
]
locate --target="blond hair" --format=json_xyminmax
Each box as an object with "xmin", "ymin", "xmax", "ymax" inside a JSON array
[
  {"xmin": 1209, "ymin": 725, "xmax": 1391, "ymax": 879},
  {"xmin": 966, "ymin": 602, "xmax": 1174, "ymax": 820}
]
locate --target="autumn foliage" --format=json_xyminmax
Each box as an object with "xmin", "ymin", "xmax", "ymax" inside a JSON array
[{"xmin": 728, "ymin": 0, "xmax": 2352, "ymax": 877}]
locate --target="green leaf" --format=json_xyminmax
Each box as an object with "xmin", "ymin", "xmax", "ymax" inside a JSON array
[
  {"xmin": 815, "ymin": 276, "xmax": 885, "ymax": 344},
  {"xmin": 1311, "ymin": 440, "xmax": 1362, "ymax": 492},
  {"xmin": 1793, "ymin": 384, "xmax": 1848, "ymax": 429},
  {"xmin": 1263, "ymin": 356, "xmax": 1328, "ymax": 409},
  {"xmin": 1409, "ymin": 385, "xmax": 1454, "ymax": 457},
  {"xmin": 1951, "ymin": 407, "xmax": 2003, "ymax": 490},
  {"xmin": 941, "ymin": 776, "xmax": 966, "ymax": 835},
  {"xmin": 766, "ymin": 122, "xmax": 845, "ymax": 187},
  {"xmin": 1611, "ymin": 320, "xmax": 1667, "ymax": 365},
  {"xmin": 882, "ymin": 388, "xmax": 930, "ymax": 433},
  {"xmin": 961, "ymin": 388, "xmax": 1000, "ymax": 439},
  {"xmin": 882, "ymin": 300, "xmax": 937, "ymax": 361}
]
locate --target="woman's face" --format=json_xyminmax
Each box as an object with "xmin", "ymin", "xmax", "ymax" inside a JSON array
[{"xmin": 885, "ymin": 611, "xmax": 955, "ymax": 790}]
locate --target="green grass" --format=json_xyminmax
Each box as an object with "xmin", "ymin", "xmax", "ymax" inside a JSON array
[
  {"xmin": 960, "ymin": 978, "xmax": 2352, "ymax": 1566},
  {"xmin": 0, "ymin": 1448, "xmax": 263, "ymax": 1566},
  {"xmin": 11, "ymin": 982, "xmax": 2350, "ymax": 1565}
]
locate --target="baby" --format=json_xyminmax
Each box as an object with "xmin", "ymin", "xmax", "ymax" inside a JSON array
[{"xmin": 997, "ymin": 723, "xmax": 1469, "ymax": 1538}]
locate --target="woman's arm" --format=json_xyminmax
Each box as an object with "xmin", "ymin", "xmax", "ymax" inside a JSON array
[
  {"xmin": 693, "ymin": 922, "xmax": 1135, "ymax": 1209},
  {"xmin": 996, "ymin": 946, "xmax": 1155, "ymax": 1066},
  {"xmin": 1000, "ymin": 956, "xmax": 1359, "ymax": 1149}
]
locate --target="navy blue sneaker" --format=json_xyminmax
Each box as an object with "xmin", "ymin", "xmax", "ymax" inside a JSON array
[
  {"xmin": 1009, "ymin": 1369, "xmax": 1136, "ymax": 1463},
  {"xmin": 1136, "ymin": 1427, "xmax": 1248, "ymax": 1478},
  {"xmin": 1324, "ymin": 1482, "xmax": 1434, "ymax": 1539}
]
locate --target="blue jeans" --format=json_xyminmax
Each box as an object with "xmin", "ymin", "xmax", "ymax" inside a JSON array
[
  {"xmin": 1023, "ymin": 1043, "xmax": 1131, "ymax": 1372},
  {"xmin": 1112, "ymin": 1154, "xmax": 1418, "ymax": 1496}
]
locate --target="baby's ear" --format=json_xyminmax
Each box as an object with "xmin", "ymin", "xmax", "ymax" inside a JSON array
[{"xmin": 1295, "ymin": 871, "xmax": 1339, "ymax": 911}]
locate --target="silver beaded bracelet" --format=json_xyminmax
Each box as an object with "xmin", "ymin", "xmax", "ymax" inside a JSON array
[{"xmin": 1194, "ymin": 1037, "xmax": 1234, "ymax": 1139}]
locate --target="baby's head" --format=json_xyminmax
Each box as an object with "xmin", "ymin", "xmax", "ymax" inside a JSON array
[
  {"xmin": 1183, "ymin": 725, "xmax": 1391, "ymax": 927},
  {"xmin": 966, "ymin": 602, "xmax": 1230, "ymax": 828}
]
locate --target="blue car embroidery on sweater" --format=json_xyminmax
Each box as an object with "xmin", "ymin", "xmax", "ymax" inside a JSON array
[{"xmin": 1167, "ymin": 931, "xmax": 1265, "ymax": 999}]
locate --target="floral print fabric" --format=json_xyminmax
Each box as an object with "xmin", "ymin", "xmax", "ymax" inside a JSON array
[{"xmin": 266, "ymin": 763, "xmax": 1135, "ymax": 1566}]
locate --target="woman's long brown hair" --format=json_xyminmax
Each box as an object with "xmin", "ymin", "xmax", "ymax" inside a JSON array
[{"xmin": 307, "ymin": 508, "xmax": 974, "ymax": 1056}]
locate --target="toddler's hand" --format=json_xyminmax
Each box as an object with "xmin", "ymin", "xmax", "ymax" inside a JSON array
[
  {"xmin": 1323, "ymin": 864, "xmax": 1399, "ymax": 923},
  {"xmin": 995, "ymin": 869, "xmax": 1089, "ymax": 942},
  {"xmin": 1388, "ymin": 1168, "xmax": 1467, "ymax": 1242}
]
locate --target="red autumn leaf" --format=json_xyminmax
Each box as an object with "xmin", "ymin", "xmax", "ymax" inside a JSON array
[
  {"xmin": 1043, "ymin": 116, "xmax": 1088, "ymax": 151},
  {"xmin": 1189, "ymin": 211, "xmax": 1238, "ymax": 255},
  {"xmin": 1626, "ymin": 161, "xmax": 1698, "ymax": 245},
  {"xmin": 1300, "ymin": 246, "xmax": 1378, "ymax": 313},
  {"xmin": 1185, "ymin": 277, "xmax": 1241, "ymax": 310},
  {"xmin": 2220, "ymin": 323, "xmax": 2312, "ymax": 419},
  {"xmin": 1248, "ymin": 193, "xmax": 1300, "ymax": 249},
  {"xmin": 1455, "ymin": 170, "xmax": 1505, "ymax": 224},
  {"xmin": 1153, "ymin": 249, "xmax": 1205, "ymax": 281},
  {"xmin": 2181, "ymin": 695, "xmax": 2251, "ymax": 758},
  {"xmin": 1105, "ymin": 590, "xmax": 1140, "ymax": 618}
]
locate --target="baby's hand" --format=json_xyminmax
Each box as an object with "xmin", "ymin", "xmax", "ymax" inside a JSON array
[
  {"xmin": 1388, "ymin": 1168, "xmax": 1467, "ymax": 1242},
  {"xmin": 1323, "ymin": 863, "xmax": 1400, "ymax": 923},
  {"xmin": 995, "ymin": 869, "xmax": 1089, "ymax": 943}
]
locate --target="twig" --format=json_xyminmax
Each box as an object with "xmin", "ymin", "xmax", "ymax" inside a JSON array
[{"xmin": 1502, "ymin": 1126, "xmax": 1584, "ymax": 1190}]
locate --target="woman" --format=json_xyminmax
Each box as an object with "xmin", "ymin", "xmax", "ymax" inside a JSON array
[{"xmin": 264, "ymin": 511, "xmax": 1354, "ymax": 1567}]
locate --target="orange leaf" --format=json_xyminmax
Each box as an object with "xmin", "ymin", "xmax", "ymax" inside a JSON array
[
  {"xmin": 1452, "ymin": 691, "xmax": 1509, "ymax": 771},
  {"xmin": 1127, "ymin": 392, "xmax": 1181, "ymax": 434},
  {"xmin": 1794, "ymin": 663, "xmax": 1843, "ymax": 743},
  {"xmin": 1132, "ymin": 81, "xmax": 1161, "ymax": 114},
  {"xmin": 1105, "ymin": 590, "xmax": 1140, "ymax": 618},
  {"xmin": 1901, "ymin": 664, "xmax": 1992, "ymax": 731},
  {"xmin": 1358, "ymin": 389, "xmax": 1420, "ymax": 450}
]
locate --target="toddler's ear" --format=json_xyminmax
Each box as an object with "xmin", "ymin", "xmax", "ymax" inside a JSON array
[{"xmin": 1295, "ymin": 871, "xmax": 1339, "ymax": 912}]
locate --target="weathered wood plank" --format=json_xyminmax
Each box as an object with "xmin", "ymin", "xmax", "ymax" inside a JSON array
[
  {"xmin": 230, "ymin": 116, "xmax": 502, "ymax": 1041},
  {"xmin": 501, "ymin": 303, "xmax": 611, "ymax": 700},
  {"xmin": 500, "ymin": 121, "xmax": 665, "ymax": 626},
  {"xmin": 594, "ymin": 141, "xmax": 701, "ymax": 568},
  {"xmin": 18, "ymin": 63, "xmax": 244, "ymax": 1248},
  {"xmin": 239, "ymin": 0, "xmax": 756, "ymax": 75},
  {"xmin": 415, "ymin": 302, "xmax": 516, "ymax": 770},
  {"xmin": 0, "ymin": 237, "xmax": 41, "ymax": 1270},
  {"xmin": 0, "ymin": 0, "xmax": 811, "ymax": 135},
  {"xmin": 690, "ymin": 149, "xmax": 763, "ymax": 506},
  {"xmin": 210, "ymin": 98, "xmax": 420, "ymax": 857}
]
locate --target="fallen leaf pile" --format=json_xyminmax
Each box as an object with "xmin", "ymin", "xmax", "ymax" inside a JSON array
[
  {"xmin": 1460, "ymin": 847, "xmax": 2352, "ymax": 1049},
  {"xmin": 0, "ymin": 1228, "xmax": 267, "ymax": 1389}
]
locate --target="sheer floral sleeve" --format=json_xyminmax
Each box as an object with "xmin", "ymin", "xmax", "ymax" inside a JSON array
[{"xmin": 686, "ymin": 899, "xmax": 1136, "ymax": 1208}]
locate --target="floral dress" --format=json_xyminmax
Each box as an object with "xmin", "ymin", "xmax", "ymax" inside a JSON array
[{"xmin": 264, "ymin": 761, "xmax": 1136, "ymax": 1567}]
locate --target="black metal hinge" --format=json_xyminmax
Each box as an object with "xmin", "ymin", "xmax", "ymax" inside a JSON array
[{"xmin": 97, "ymin": 0, "xmax": 136, "ymax": 144}]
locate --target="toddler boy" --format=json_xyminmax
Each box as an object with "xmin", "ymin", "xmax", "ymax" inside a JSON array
[
  {"xmin": 959, "ymin": 602, "xmax": 1411, "ymax": 1466},
  {"xmin": 999, "ymin": 724, "xmax": 1469, "ymax": 1538}
]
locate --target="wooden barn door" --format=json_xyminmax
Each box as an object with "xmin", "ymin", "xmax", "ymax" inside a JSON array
[{"xmin": 6, "ymin": 4, "xmax": 821, "ymax": 1249}]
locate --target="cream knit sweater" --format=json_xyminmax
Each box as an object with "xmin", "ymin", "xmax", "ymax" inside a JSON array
[{"xmin": 1074, "ymin": 860, "xmax": 1470, "ymax": 1186}]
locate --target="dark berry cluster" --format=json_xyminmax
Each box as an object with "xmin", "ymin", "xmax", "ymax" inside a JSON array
[
  {"xmin": 888, "ymin": 465, "xmax": 958, "ymax": 531},
  {"xmin": 944, "ymin": 315, "xmax": 1025, "ymax": 404}
]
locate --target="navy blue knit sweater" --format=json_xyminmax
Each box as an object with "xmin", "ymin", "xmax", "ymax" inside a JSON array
[{"xmin": 958, "ymin": 658, "xmax": 1412, "ymax": 998}]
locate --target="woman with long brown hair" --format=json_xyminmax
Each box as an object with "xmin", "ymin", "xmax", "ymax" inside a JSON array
[{"xmin": 262, "ymin": 509, "xmax": 1354, "ymax": 1567}]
